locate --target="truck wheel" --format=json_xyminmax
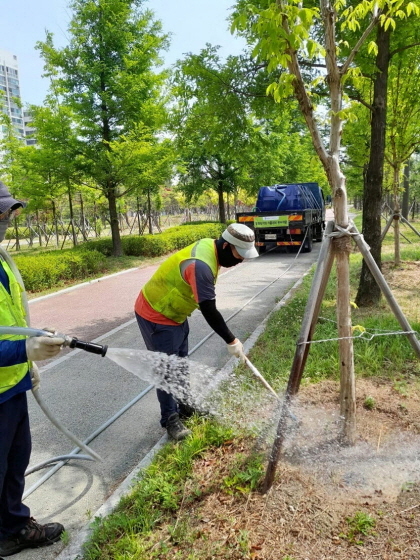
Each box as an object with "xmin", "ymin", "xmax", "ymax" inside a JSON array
[{"xmin": 302, "ymin": 228, "xmax": 313, "ymax": 252}]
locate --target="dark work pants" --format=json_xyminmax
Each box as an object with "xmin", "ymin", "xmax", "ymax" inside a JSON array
[
  {"xmin": 135, "ymin": 312, "xmax": 189, "ymax": 427},
  {"xmin": 0, "ymin": 392, "xmax": 31, "ymax": 539}
]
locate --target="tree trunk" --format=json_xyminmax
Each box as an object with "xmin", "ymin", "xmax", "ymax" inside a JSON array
[
  {"xmin": 147, "ymin": 189, "xmax": 153, "ymax": 234},
  {"xmin": 137, "ymin": 196, "xmax": 142, "ymax": 235},
  {"xmin": 67, "ymin": 182, "xmax": 77, "ymax": 247},
  {"xmin": 13, "ymin": 216, "xmax": 20, "ymax": 251},
  {"xmin": 108, "ymin": 186, "xmax": 123, "ymax": 256},
  {"xmin": 52, "ymin": 200, "xmax": 59, "ymax": 247},
  {"xmin": 402, "ymin": 161, "xmax": 410, "ymax": 220},
  {"xmin": 218, "ymin": 182, "xmax": 226, "ymax": 223},
  {"xmin": 80, "ymin": 192, "xmax": 87, "ymax": 241},
  {"xmin": 393, "ymin": 166, "xmax": 401, "ymax": 266},
  {"xmin": 355, "ymin": 26, "xmax": 391, "ymax": 307}
]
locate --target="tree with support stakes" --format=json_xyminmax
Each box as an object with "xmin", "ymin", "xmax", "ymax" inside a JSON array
[
  {"xmin": 37, "ymin": 0, "xmax": 169, "ymax": 257},
  {"xmin": 232, "ymin": 0, "xmax": 420, "ymax": 491},
  {"xmin": 382, "ymin": 45, "xmax": 420, "ymax": 265}
]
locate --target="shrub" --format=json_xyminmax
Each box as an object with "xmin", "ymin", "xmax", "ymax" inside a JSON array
[
  {"xmin": 14, "ymin": 249, "xmax": 107, "ymax": 292},
  {"xmin": 82, "ymin": 223, "xmax": 226, "ymax": 257},
  {"xmin": 11, "ymin": 222, "xmax": 227, "ymax": 292}
]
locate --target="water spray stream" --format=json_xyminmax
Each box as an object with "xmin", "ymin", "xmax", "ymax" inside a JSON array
[{"xmin": 0, "ymin": 326, "xmax": 279, "ymax": 416}]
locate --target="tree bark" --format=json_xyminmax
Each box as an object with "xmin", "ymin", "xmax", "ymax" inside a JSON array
[
  {"xmin": 108, "ymin": 186, "xmax": 123, "ymax": 257},
  {"xmin": 67, "ymin": 183, "xmax": 77, "ymax": 247},
  {"xmin": 52, "ymin": 200, "xmax": 59, "ymax": 247},
  {"xmin": 218, "ymin": 182, "xmax": 226, "ymax": 223},
  {"xmin": 147, "ymin": 189, "xmax": 153, "ymax": 234},
  {"xmin": 355, "ymin": 25, "xmax": 391, "ymax": 307},
  {"xmin": 402, "ymin": 161, "xmax": 410, "ymax": 220},
  {"xmin": 393, "ymin": 166, "xmax": 401, "ymax": 266},
  {"xmin": 80, "ymin": 192, "xmax": 87, "ymax": 241}
]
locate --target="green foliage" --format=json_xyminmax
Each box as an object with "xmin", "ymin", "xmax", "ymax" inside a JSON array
[
  {"xmin": 36, "ymin": 0, "xmax": 171, "ymax": 255},
  {"xmin": 363, "ymin": 396, "xmax": 376, "ymax": 410},
  {"xmin": 341, "ymin": 511, "xmax": 376, "ymax": 545},
  {"xmin": 171, "ymin": 45, "xmax": 326, "ymax": 218},
  {"xmin": 13, "ymin": 249, "xmax": 106, "ymax": 292},
  {"xmin": 222, "ymin": 452, "xmax": 265, "ymax": 495},
  {"xmin": 4, "ymin": 227, "xmax": 29, "ymax": 240},
  {"xmin": 83, "ymin": 223, "xmax": 226, "ymax": 258}
]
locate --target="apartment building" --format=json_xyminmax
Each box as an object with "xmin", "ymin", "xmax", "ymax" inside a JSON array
[{"xmin": 0, "ymin": 49, "xmax": 26, "ymax": 143}]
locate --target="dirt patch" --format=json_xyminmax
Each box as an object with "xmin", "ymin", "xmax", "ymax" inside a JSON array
[
  {"xmin": 382, "ymin": 261, "xmax": 420, "ymax": 321},
  {"xmin": 150, "ymin": 379, "xmax": 420, "ymax": 559}
]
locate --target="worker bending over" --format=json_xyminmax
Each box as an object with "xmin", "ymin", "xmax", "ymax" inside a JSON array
[{"xmin": 134, "ymin": 223, "xmax": 258, "ymax": 441}]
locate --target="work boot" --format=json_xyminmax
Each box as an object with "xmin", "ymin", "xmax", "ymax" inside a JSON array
[
  {"xmin": 178, "ymin": 402, "xmax": 197, "ymax": 420},
  {"xmin": 166, "ymin": 413, "xmax": 191, "ymax": 441},
  {"xmin": 0, "ymin": 517, "xmax": 64, "ymax": 557}
]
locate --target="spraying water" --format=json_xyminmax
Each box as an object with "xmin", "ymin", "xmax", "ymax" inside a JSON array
[
  {"xmin": 106, "ymin": 347, "xmax": 232, "ymax": 414},
  {"xmin": 106, "ymin": 347, "xmax": 281, "ymax": 424}
]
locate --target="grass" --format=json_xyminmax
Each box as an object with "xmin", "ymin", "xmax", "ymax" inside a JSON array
[
  {"xmin": 82, "ymin": 419, "xmax": 235, "ymax": 560},
  {"xmin": 340, "ymin": 512, "xmax": 377, "ymax": 545},
  {"xmin": 38, "ymin": 211, "xmax": 420, "ymax": 558}
]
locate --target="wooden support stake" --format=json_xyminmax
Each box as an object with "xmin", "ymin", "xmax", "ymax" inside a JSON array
[
  {"xmin": 394, "ymin": 213, "xmax": 401, "ymax": 266},
  {"xmin": 352, "ymin": 225, "xmax": 420, "ymax": 359},
  {"xmin": 335, "ymin": 236, "xmax": 356, "ymax": 444},
  {"xmin": 381, "ymin": 213, "xmax": 394, "ymax": 241},
  {"xmin": 400, "ymin": 215, "xmax": 420, "ymax": 240},
  {"xmin": 262, "ymin": 222, "xmax": 335, "ymax": 493},
  {"xmin": 288, "ymin": 220, "xmax": 335, "ymax": 395}
]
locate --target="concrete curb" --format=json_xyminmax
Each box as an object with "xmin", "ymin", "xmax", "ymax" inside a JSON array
[{"xmin": 56, "ymin": 269, "xmax": 311, "ymax": 560}]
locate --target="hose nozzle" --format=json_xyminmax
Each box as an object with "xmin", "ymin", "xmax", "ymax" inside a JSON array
[{"xmin": 66, "ymin": 337, "xmax": 108, "ymax": 357}]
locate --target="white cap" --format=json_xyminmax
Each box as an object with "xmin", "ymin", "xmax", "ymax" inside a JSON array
[{"xmin": 222, "ymin": 223, "xmax": 259, "ymax": 259}]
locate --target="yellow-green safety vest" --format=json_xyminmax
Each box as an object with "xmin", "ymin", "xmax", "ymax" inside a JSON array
[
  {"xmin": 142, "ymin": 238, "xmax": 219, "ymax": 324},
  {"xmin": 0, "ymin": 256, "xmax": 30, "ymax": 395}
]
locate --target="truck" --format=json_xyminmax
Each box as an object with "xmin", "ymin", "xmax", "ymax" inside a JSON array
[{"xmin": 236, "ymin": 182, "xmax": 325, "ymax": 254}]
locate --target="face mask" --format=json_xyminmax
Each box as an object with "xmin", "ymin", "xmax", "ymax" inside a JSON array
[
  {"xmin": 0, "ymin": 219, "xmax": 9, "ymax": 242},
  {"xmin": 216, "ymin": 237, "xmax": 244, "ymax": 268}
]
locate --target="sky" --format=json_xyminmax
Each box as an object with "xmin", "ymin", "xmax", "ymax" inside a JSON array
[{"xmin": 0, "ymin": 0, "xmax": 246, "ymax": 107}]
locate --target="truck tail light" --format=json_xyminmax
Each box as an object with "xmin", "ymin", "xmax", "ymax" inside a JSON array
[{"xmin": 288, "ymin": 228, "xmax": 302, "ymax": 234}]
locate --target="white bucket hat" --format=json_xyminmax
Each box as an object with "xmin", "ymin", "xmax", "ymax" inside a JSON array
[{"xmin": 222, "ymin": 223, "xmax": 259, "ymax": 259}]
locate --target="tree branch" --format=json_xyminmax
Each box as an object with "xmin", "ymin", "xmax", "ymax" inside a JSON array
[
  {"xmin": 277, "ymin": 1, "xmax": 329, "ymax": 170},
  {"xmin": 390, "ymin": 41, "xmax": 420, "ymax": 59},
  {"xmin": 341, "ymin": 12, "xmax": 381, "ymax": 75},
  {"xmin": 347, "ymin": 93, "xmax": 373, "ymax": 111}
]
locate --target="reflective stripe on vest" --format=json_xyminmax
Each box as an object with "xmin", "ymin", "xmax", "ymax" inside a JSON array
[
  {"xmin": 0, "ymin": 257, "xmax": 30, "ymax": 394},
  {"xmin": 142, "ymin": 238, "xmax": 219, "ymax": 323}
]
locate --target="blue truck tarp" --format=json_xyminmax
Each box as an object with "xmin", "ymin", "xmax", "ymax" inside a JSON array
[{"xmin": 255, "ymin": 183, "xmax": 324, "ymax": 213}]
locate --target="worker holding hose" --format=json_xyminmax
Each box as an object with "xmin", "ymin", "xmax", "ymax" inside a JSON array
[
  {"xmin": 0, "ymin": 182, "xmax": 66, "ymax": 557},
  {"xmin": 135, "ymin": 223, "xmax": 259, "ymax": 441}
]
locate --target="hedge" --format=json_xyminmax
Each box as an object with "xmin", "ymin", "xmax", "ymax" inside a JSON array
[
  {"xmin": 13, "ymin": 249, "xmax": 107, "ymax": 292},
  {"xmin": 11, "ymin": 222, "xmax": 228, "ymax": 293},
  {"xmin": 82, "ymin": 223, "xmax": 227, "ymax": 257}
]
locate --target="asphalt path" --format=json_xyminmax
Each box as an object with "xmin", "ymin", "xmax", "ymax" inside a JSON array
[{"xmin": 13, "ymin": 232, "xmax": 330, "ymax": 560}]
